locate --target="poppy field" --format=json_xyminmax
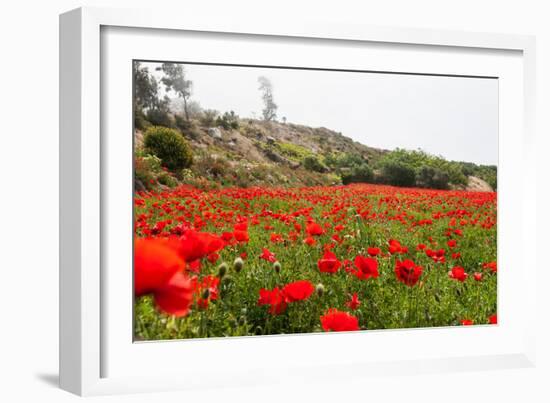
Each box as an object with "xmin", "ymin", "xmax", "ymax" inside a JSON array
[{"xmin": 134, "ymin": 183, "xmax": 497, "ymax": 340}]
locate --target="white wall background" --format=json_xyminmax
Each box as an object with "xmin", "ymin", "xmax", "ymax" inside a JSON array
[{"xmin": 0, "ymin": 1, "xmax": 547, "ymax": 402}]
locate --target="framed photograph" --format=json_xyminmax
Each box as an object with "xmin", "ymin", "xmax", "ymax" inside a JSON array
[{"xmin": 60, "ymin": 6, "xmax": 537, "ymax": 396}]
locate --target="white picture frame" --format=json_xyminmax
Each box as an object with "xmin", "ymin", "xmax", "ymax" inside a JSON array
[{"xmin": 59, "ymin": 6, "xmax": 537, "ymax": 396}]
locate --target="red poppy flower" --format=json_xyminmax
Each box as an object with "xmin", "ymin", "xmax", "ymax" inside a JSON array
[
  {"xmin": 306, "ymin": 222, "xmax": 325, "ymax": 236},
  {"xmin": 460, "ymin": 319, "xmax": 474, "ymax": 326},
  {"xmin": 176, "ymin": 230, "xmax": 224, "ymax": 262},
  {"xmin": 447, "ymin": 239, "xmax": 457, "ymax": 248},
  {"xmin": 258, "ymin": 287, "xmax": 287, "ymax": 314},
  {"xmin": 234, "ymin": 222, "xmax": 248, "ymax": 231},
  {"xmin": 353, "ymin": 255, "xmax": 379, "ymax": 280},
  {"xmin": 260, "ymin": 248, "xmax": 277, "ymax": 263},
  {"xmin": 207, "ymin": 252, "xmax": 220, "ymax": 264},
  {"xmin": 367, "ymin": 247, "xmax": 381, "ymax": 257},
  {"xmin": 320, "ymin": 309, "xmax": 360, "ymax": 331},
  {"xmin": 346, "ymin": 293, "xmax": 361, "ymax": 310},
  {"xmin": 317, "ymin": 251, "xmax": 341, "ymax": 274},
  {"xmin": 270, "ymin": 233, "xmax": 284, "ymax": 243},
  {"xmin": 448, "ymin": 266, "xmax": 468, "ymax": 282},
  {"xmin": 483, "ymin": 261, "xmax": 497, "ymax": 273},
  {"xmin": 473, "ymin": 272, "xmax": 483, "ymax": 281},
  {"xmin": 154, "ymin": 272, "xmax": 194, "ymax": 316},
  {"xmin": 134, "ymin": 238, "xmax": 185, "ymax": 296},
  {"xmin": 193, "ymin": 275, "xmax": 220, "ymax": 309},
  {"xmin": 221, "ymin": 232, "xmax": 234, "ymax": 242},
  {"xmin": 134, "ymin": 238, "xmax": 192, "ymax": 317},
  {"xmin": 395, "ymin": 259, "xmax": 423, "ymax": 286},
  {"xmin": 303, "ymin": 236, "xmax": 316, "ymax": 246},
  {"xmin": 282, "ymin": 280, "xmax": 314, "ymax": 302},
  {"xmin": 488, "ymin": 314, "xmax": 497, "ymax": 324},
  {"xmin": 234, "ymin": 230, "xmax": 250, "ymax": 243}
]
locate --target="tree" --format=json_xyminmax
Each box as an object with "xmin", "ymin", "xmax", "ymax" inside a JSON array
[
  {"xmin": 134, "ymin": 62, "xmax": 160, "ymax": 110},
  {"xmin": 161, "ymin": 63, "xmax": 193, "ymax": 121},
  {"xmin": 258, "ymin": 76, "xmax": 278, "ymax": 121}
]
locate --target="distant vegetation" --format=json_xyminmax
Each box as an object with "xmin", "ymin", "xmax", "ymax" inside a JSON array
[{"xmin": 133, "ymin": 62, "xmax": 497, "ymax": 192}]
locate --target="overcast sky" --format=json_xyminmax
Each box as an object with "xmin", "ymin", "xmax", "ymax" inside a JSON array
[{"xmin": 142, "ymin": 62, "xmax": 498, "ymax": 165}]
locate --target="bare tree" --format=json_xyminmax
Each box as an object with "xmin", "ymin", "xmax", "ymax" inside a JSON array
[{"xmin": 258, "ymin": 76, "xmax": 278, "ymax": 121}]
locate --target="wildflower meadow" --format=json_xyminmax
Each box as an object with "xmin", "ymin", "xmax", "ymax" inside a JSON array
[{"xmin": 134, "ymin": 184, "xmax": 497, "ymax": 340}]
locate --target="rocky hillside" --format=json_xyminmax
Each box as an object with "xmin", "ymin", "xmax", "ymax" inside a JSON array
[{"xmin": 135, "ymin": 118, "xmax": 495, "ymax": 192}]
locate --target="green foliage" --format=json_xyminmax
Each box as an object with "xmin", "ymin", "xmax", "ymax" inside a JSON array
[
  {"xmin": 376, "ymin": 149, "xmax": 470, "ymax": 189},
  {"xmin": 216, "ymin": 111, "xmax": 240, "ymax": 130},
  {"xmin": 133, "ymin": 62, "xmax": 160, "ymax": 110},
  {"xmin": 146, "ymin": 108, "xmax": 174, "ymax": 128},
  {"xmin": 341, "ymin": 164, "xmax": 374, "ymax": 185},
  {"xmin": 134, "ymin": 153, "xmax": 162, "ymax": 191},
  {"xmin": 199, "ymin": 109, "xmax": 219, "ymax": 127},
  {"xmin": 275, "ymin": 142, "xmax": 314, "ymax": 161},
  {"xmin": 144, "ymin": 126, "xmax": 193, "ymax": 171},
  {"xmin": 325, "ymin": 152, "xmax": 366, "ymax": 170},
  {"xmin": 416, "ymin": 166, "xmax": 449, "ymax": 189},
  {"xmin": 377, "ymin": 160, "xmax": 416, "ymax": 187},
  {"xmin": 174, "ymin": 113, "xmax": 193, "ymax": 132},
  {"xmin": 157, "ymin": 172, "xmax": 178, "ymax": 188},
  {"xmin": 134, "ymin": 108, "xmax": 151, "ymax": 131},
  {"xmin": 303, "ymin": 155, "xmax": 329, "ymax": 173}
]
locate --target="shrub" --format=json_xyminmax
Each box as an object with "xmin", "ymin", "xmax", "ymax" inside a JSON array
[
  {"xmin": 144, "ymin": 126, "xmax": 193, "ymax": 171},
  {"xmin": 174, "ymin": 113, "xmax": 192, "ymax": 132},
  {"xmin": 200, "ymin": 109, "xmax": 219, "ymax": 127},
  {"xmin": 134, "ymin": 154, "xmax": 162, "ymax": 191},
  {"xmin": 216, "ymin": 111, "xmax": 240, "ymax": 130},
  {"xmin": 378, "ymin": 160, "xmax": 416, "ymax": 187},
  {"xmin": 276, "ymin": 142, "xmax": 313, "ymax": 161},
  {"xmin": 146, "ymin": 108, "xmax": 174, "ymax": 128},
  {"xmin": 303, "ymin": 155, "xmax": 328, "ymax": 173},
  {"xmin": 134, "ymin": 108, "xmax": 151, "ymax": 131},
  {"xmin": 416, "ymin": 166, "xmax": 449, "ymax": 189},
  {"xmin": 341, "ymin": 164, "xmax": 374, "ymax": 185},
  {"xmin": 157, "ymin": 172, "xmax": 178, "ymax": 188}
]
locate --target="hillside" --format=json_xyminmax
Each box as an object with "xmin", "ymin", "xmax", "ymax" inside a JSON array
[{"xmin": 134, "ymin": 117, "xmax": 495, "ymax": 192}]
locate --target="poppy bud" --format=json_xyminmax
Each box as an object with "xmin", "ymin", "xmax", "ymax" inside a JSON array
[
  {"xmin": 316, "ymin": 283, "xmax": 325, "ymax": 297},
  {"xmin": 273, "ymin": 261, "xmax": 281, "ymax": 273},
  {"xmin": 233, "ymin": 257, "xmax": 244, "ymax": 273},
  {"xmin": 217, "ymin": 262, "xmax": 228, "ymax": 278},
  {"xmin": 201, "ymin": 288, "xmax": 210, "ymax": 300}
]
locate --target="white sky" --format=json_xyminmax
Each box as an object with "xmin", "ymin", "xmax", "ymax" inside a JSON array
[{"xmin": 142, "ymin": 62, "xmax": 498, "ymax": 165}]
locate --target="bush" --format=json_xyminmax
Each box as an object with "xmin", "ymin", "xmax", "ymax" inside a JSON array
[
  {"xmin": 216, "ymin": 111, "xmax": 239, "ymax": 130},
  {"xmin": 157, "ymin": 172, "xmax": 178, "ymax": 188},
  {"xmin": 144, "ymin": 126, "xmax": 193, "ymax": 171},
  {"xmin": 416, "ymin": 166, "xmax": 449, "ymax": 189},
  {"xmin": 174, "ymin": 114, "xmax": 192, "ymax": 132},
  {"xmin": 378, "ymin": 161, "xmax": 416, "ymax": 187},
  {"xmin": 134, "ymin": 154, "xmax": 162, "ymax": 191},
  {"xmin": 303, "ymin": 155, "xmax": 328, "ymax": 173},
  {"xmin": 134, "ymin": 108, "xmax": 151, "ymax": 131},
  {"xmin": 146, "ymin": 108, "xmax": 174, "ymax": 128},
  {"xmin": 200, "ymin": 109, "xmax": 219, "ymax": 127},
  {"xmin": 341, "ymin": 164, "xmax": 374, "ymax": 185}
]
